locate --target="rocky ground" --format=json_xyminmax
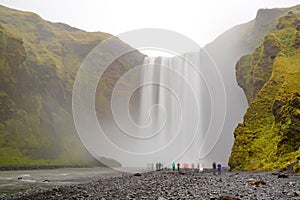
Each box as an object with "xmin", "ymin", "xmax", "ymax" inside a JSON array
[{"xmin": 1, "ymin": 169, "xmax": 300, "ymax": 200}]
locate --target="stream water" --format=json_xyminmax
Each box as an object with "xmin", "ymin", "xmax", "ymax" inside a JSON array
[{"xmin": 0, "ymin": 167, "xmax": 118, "ymax": 194}]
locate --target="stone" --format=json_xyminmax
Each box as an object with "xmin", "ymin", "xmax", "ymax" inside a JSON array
[
  {"xmin": 278, "ymin": 174, "xmax": 289, "ymax": 178},
  {"xmin": 219, "ymin": 194, "xmax": 239, "ymax": 200},
  {"xmin": 271, "ymin": 172, "xmax": 279, "ymax": 175},
  {"xmin": 6, "ymin": 170, "xmax": 300, "ymax": 199},
  {"xmin": 294, "ymin": 191, "xmax": 300, "ymax": 196},
  {"xmin": 250, "ymin": 180, "xmax": 266, "ymax": 186},
  {"xmin": 134, "ymin": 173, "xmax": 142, "ymax": 177}
]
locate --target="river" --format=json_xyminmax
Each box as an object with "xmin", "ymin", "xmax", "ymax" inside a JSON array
[{"xmin": 0, "ymin": 167, "xmax": 118, "ymax": 194}]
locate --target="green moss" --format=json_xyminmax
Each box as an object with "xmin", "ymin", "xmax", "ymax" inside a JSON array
[
  {"xmin": 293, "ymin": 161, "xmax": 300, "ymax": 173},
  {"xmin": 242, "ymin": 5, "xmax": 300, "ymax": 50},
  {"xmin": 0, "ymin": 5, "xmax": 145, "ymax": 166},
  {"xmin": 230, "ymin": 13, "xmax": 300, "ymax": 171}
]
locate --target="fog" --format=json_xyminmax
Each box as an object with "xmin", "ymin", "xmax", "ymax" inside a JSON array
[{"xmin": 1, "ymin": 0, "xmax": 299, "ymax": 48}]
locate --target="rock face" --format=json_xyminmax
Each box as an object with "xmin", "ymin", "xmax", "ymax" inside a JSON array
[
  {"xmin": 0, "ymin": 5, "xmax": 145, "ymax": 166},
  {"xmin": 229, "ymin": 11, "xmax": 300, "ymax": 171},
  {"xmin": 235, "ymin": 34, "xmax": 281, "ymax": 103},
  {"xmin": 199, "ymin": 4, "xmax": 300, "ymax": 164}
]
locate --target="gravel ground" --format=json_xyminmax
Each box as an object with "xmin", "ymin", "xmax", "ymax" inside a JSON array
[{"xmin": 1, "ymin": 169, "xmax": 300, "ymax": 200}]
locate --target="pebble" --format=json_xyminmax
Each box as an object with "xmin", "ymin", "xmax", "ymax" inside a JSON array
[{"xmin": 4, "ymin": 169, "xmax": 300, "ymax": 200}]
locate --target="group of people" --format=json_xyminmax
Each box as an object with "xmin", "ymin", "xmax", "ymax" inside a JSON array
[
  {"xmin": 155, "ymin": 162, "xmax": 163, "ymax": 171},
  {"xmin": 171, "ymin": 162, "xmax": 181, "ymax": 171},
  {"xmin": 212, "ymin": 161, "xmax": 222, "ymax": 175},
  {"xmin": 154, "ymin": 161, "xmax": 222, "ymax": 174},
  {"xmin": 170, "ymin": 162, "xmax": 202, "ymax": 171}
]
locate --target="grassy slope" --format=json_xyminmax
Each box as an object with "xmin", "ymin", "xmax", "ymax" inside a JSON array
[
  {"xmin": 0, "ymin": 5, "xmax": 145, "ymax": 166},
  {"xmin": 229, "ymin": 12, "xmax": 300, "ymax": 171}
]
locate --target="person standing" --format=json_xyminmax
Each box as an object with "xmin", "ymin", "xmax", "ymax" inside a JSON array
[
  {"xmin": 172, "ymin": 162, "xmax": 176, "ymax": 171},
  {"xmin": 177, "ymin": 162, "xmax": 180, "ymax": 171},
  {"xmin": 212, "ymin": 161, "xmax": 216, "ymax": 175},
  {"xmin": 199, "ymin": 163, "xmax": 204, "ymax": 172},
  {"xmin": 217, "ymin": 162, "xmax": 222, "ymax": 175}
]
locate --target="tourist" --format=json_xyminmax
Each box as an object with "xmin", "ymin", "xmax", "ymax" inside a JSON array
[
  {"xmin": 199, "ymin": 163, "xmax": 204, "ymax": 172},
  {"xmin": 172, "ymin": 162, "xmax": 176, "ymax": 171},
  {"xmin": 177, "ymin": 162, "xmax": 180, "ymax": 171},
  {"xmin": 212, "ymin": 162, "xmax": 216, "ymax": 175},
  {"xmin": 217, "ymin": 162, "xmax": 222, "ymax": 175}
]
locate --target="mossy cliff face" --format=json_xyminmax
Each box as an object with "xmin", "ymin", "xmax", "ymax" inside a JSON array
[
  {"xmin": 229, "ymin": 12, "xmax": 300, "ymax": 171},
  {"xmin": 0, "ymin": 5, "xmax": 145, "ymax": 166},
  {"xmin": 0, "ymin": 25, "xmax": 25, "ymax": 123}
]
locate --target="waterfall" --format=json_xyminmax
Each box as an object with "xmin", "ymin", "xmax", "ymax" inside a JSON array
[
  {"xmin": 73, "ymin": 45, "xmax": 224, "ymax": 169},
  {"xmin": 137, "ymin": 53, "xmax": 205, "ymax": 165},
  {"xmin": 73, "ymin": 30, "xmax": 227, "ymax": 170}
]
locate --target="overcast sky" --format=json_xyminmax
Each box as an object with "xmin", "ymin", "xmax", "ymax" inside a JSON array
[{"xmin": 0, "ymin": 0, "xmax": 299, "ymax": 48}]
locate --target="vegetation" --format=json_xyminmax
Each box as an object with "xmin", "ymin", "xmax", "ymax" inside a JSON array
[
  {"xmin": 0, "ymin": 5, "xmax": 144, "ymax": 166},
  {"xmin": 230, "ymin": 11, "xmax": 300, "ymax": 171}
]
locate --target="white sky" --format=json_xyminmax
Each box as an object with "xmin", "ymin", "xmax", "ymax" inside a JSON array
[{"xmin": 0, "ymin": 0, "xmax": 299, "ymax": 48}]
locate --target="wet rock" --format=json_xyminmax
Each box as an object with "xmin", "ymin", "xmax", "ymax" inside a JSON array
[
  {"xmin": 278, "ymin": 173, "xmax": 289, "ymax": 178},
  {"xmin": 219, "ymin": 194, "xmax": 239, "ymax": 200},
  {"xmin": 287, "ymin": 192, "xmax": 295, "ymax": 196},
  {"xmin": 288, "ymin": 182, "xmax": 296, "ymax": 186},
  {"xmin": 229, "ymin": 172, "xmax": 239, "ymax": 177},
  {"xmin": 134, "ymin": 173, "xmax": 142, "ymax": 177},
  {"xmin": 250, "ymin": 180, "xmax": 266, "ymax": 186},
  {"xmin": 178, "ymin": 171, "xmax": 185, "ymax": 175},
  {"xmin": 271, "ymin": 172, "xmax": 280, "ymax": 175}
]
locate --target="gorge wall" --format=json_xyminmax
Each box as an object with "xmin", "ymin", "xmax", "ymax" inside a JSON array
[
  {"xmin": 229, "ymin": 10, "xmax": 300, "ymax": 171},
  {"xmin": 0, "ymin": 5, "xmax": 145, "ymax": 166}
]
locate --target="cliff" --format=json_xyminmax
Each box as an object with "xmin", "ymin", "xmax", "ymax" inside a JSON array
[
  {"xmin": 0, "ymin": 5, "xmax": 145, "ymax": 166},
  {"xmin": 200, "ymin": 5, "xmax": 300, "ymax": 163},
  {"xmin": 229, "ymin": 10, "xmax": 300, "ymax": 171}
]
